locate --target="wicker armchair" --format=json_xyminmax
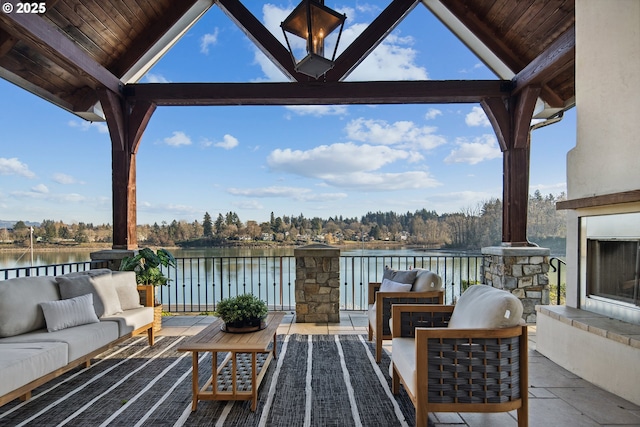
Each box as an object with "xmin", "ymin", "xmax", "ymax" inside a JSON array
[
  {"xmin": 390, "ymin": 287, "xmax": 528, "ymax": 427},
  {"xmin": 367, "ymin": 281, "xmax": 444, "ymax": 362}
]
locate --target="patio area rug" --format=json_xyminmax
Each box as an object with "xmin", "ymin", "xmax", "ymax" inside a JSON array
[{"xmin": 0, "ymin": 334, "xmax": 426, "ymax": 426}]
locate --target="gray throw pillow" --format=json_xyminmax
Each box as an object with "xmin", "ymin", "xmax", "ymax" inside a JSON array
[
  {"xmin": 111, "ymin": 271, "xmax": 143, "ymax": 310},
  {"xmin": 56, "ymin": 273, "xmax": 123, "ymax": 318},
  {"xmin": 382, "ymin": 268, "xmax": 418, "ymax": 285},
  {"xmin": 40, "ymin": 293, "xmax": 100, "ymax": 332}
]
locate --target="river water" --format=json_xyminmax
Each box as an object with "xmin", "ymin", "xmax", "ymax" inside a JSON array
[{"xmin": 1, "ymin": 246, "xmax": 464, "ymax": 270}]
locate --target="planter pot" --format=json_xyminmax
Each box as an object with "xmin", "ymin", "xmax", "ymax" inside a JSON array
[
  {"xmin": 153, "ymin": 304, "xmax": 163, "ymax": 333},
  {"xmin": 222, "ymin": 317, "xmax": 266, "ymax": 333}
]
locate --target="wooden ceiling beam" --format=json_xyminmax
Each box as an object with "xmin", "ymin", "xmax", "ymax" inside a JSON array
[
  {"xmin": 124, "ymin": 80, "xmax": 510, "ymax": 106},
  {"xmin": 512, "ymin": 25, "xmax": 575, "ymax": 108},
  {"xmin": 325, "ymin": 0, "xmax": 419, "ymax": 81},
  {"xmin": 216, "ymin": 0, "xmax": 301, "ymax": 81},
  {"xmin": 0, "ymin": 2, "xmax": 122, "ymax": 95}
]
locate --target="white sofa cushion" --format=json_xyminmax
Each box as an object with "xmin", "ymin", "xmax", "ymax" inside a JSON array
[
  {"xmin": 0, "ymin": 276, "xmax": 59, "ymax": 337},
  {"xmin": 0, "ymin": 342, "xmax": 68, "ymax": 396},
  {"xmin": 39, "ymin": 293, "xmax": 100, "ymax": 332},
  {"xmin": 391, "ymin": 337, "xmax": 417, "ymax": 397},
  {"xmin": 448, "ymin": 285, "xmax": 523, "ymax": 329},
  {"xmin": 412, "ymin": 269, "xmax": 443, "ymax": 292},
  {"xmin": 102, "ymin": 307, "xmax": 154, "ymax": 337},
  {"xmin": 57, "ymin": 272, "xmax": 123, "ymax": 318},
  {"xmin": 1, "ymin": 321, "xmax": 120, "ymax": 362},
  {"xmin": 111, "ymin": 271, "xmax": 143, "ymax": 310}
]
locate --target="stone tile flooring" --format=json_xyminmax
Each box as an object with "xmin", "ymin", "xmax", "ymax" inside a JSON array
[{"xmin": 159, "ymin": 312, "xmax": 640, "ymax": 427}]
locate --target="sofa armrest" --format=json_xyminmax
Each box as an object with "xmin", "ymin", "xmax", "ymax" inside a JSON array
[
  {"xmin": 391, "ymin": 304, "xmax": 454, "ymax": 338},
  {"xmin": 368, "ymin": 282, "xmax": 381, "ymax": 306}
]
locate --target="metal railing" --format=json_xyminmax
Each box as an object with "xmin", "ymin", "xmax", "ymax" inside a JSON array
[
  {"xmin": 0, "ymin": 254, "xmax": 484, "ymax": 312},
  {"xmin": 0, "ymin": 260, "xmax": 108, "ymax": 280},
  {"xmin": 549, "ymin": 256, "xmax": 567, "ymax": 305},
  {"xmin": 160, "ymin": 254, "xmax": 483, "ymax": 312}
]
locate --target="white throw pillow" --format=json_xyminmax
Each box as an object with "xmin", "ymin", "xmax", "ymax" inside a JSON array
[
  {"xmin": 412, "ymin": 269, "xmax": 443, "ymax": 292},
  {"xmin": 448, "ymin": 285, "xmax": 524, "ymax": 329},
  {"xmin": 379, "ymin": 278, "xmax": 413, "ymax": 293},
  {"xmin": 39, "ymin": 293, "xmax": 100, "ymax": 332}
]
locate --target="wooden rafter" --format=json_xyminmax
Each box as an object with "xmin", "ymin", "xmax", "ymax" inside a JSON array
[
  {"xmin": 216, "ymin": 0, "xmax": 302, "ymax": 81},
  {"xmin": 325, "ymin": 0, "xmax": 419, "ymax": 81},
  {"xmin": 124, "ymin": 80, "xmax": 510, "ymax": 106},
  {"xmin": 512, "ymin": 25, "xmax": 575, "ymax": 108}
]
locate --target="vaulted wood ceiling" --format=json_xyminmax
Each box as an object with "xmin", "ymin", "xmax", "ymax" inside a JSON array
[{"xmin": 0, "ymin": 0, "xmax": 575, "ymax": 120}]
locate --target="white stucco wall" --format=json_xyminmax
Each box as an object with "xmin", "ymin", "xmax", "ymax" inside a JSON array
[
  {"xmin": 568, "ymin": 0, "xmax": 640, "ymax": 199},
  {"xmin": 564, "ymin": 0, "xmax": 640, "ymax": 308}
]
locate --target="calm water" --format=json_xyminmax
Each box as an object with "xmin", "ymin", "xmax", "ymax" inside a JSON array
[{"xmin": 0, "ymin": 246, "xmax": 455, "ymax": 270}]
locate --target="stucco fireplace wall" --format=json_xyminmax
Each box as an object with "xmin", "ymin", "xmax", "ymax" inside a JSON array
[{"xmin": 536, "ymin": 0, "xmax": 640, "ymax": 406}]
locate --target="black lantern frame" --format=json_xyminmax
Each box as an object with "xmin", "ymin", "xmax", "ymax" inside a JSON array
[{"xmin": 281, "ymin": 0, "xmax": 346, "ymax": 79}]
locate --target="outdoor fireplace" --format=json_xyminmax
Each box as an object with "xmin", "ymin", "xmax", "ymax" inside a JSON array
[{"xmin": 581, "ymin": 212, "xmax": 640, "ymax": 324}]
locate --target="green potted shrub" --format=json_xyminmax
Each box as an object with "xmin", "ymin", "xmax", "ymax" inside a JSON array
[
  {"xmin": 119, "ymin": 248, "xmax": 176, "ymax": 330},
  {"xmin": 214, "ymin": 294, "xmax": 268, "ymax": 333}
]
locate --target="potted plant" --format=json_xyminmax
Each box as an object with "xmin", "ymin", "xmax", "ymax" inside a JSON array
[
  {"xmin": 214, "ymin": 294, "xmax": 268, "ymax": 333},
  {"xmin": 120, "ymin": 248, "xmax": 176, "ymax": 332}
]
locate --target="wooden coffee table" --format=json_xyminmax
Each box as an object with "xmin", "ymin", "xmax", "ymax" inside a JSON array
[{"xmin": 177, "ymin": 312, "xmax": 285, "ymax": 411}]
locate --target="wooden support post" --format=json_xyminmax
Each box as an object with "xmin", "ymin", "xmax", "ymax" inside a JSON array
[
  {"xmin": 98, "ymin": 88, "xmax": 156, "ymax": 250},
  {"xmin": 481, "ymin": 86, "xmax": 540, "ymax": 246}
]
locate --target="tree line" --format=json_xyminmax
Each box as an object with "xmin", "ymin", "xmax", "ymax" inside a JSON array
[{"xmin": 2, "ymin": 191, "xmax": 566, "ymax": 251}]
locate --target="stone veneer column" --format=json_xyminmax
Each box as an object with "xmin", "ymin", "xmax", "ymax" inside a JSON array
[
  {"xmin": 481, "ymin": 246, "xmax": 550, "ymax": 323},
  {"xmin": 294, "ymin": 244, "xmax": 340, "ymax": 323}
]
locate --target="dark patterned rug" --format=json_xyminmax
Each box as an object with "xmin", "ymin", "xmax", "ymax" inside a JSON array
[{"xmin": 0, "ymin": 334, "xmax": 430, "ymax": 426}]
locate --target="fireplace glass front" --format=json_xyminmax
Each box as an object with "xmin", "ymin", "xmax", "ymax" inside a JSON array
[
  {"xmin": 581, "ymin": 212, "xmax": 640, "ymax": 324},
  {"xmin": 587, "ymin": 239, "xmax": 639, "ymax": 306}
]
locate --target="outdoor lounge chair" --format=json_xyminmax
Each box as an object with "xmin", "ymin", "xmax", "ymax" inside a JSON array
[
  {"xmin": 390, "ymin": 285, "xmax": 528, "ymax": 427},
  {"xmin": 368, "ymin": 269, "xmax": 444, "ymax": 362}
]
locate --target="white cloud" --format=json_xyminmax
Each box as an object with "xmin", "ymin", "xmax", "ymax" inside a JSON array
[
  {"xmin": 345, "ymin": 118, "xmax": 446, "ymax": 151},
  {"xmin": 321, "ymin": 170, "xmax": 440, "ymax": 190},
  {"xmin": 425, "ymin": 108, "xmax": 442, "ymax": 120},
  {"xmin": 346, "ymin": 33, "xmax": 428, "ymax": 81},
  {"xmin": 0, "ymin": 157, "xmax": 35, "ymax": 178},
  {"xmin": 52, "ymin": 173, "xmax": 77, "ymax": 184},
  {"xmin": 201, "ymin": 28, "xmax": 219, "ymax": 54},
  {"xmin": 228, "ymin": 186, "xmax": 347, "ymax": 202},
  {"xmin": 144, "ymin": 73, "xmax": 170, "ymax": 83},
  {"xmin": 444, "ymin": 134, "xmax": 501, "ymax": 165},
  {"xmin": 267, "ymin": 142, "xmax": 410, "ymax": 177},
  {"xmin": 266, "ymin": 142, "xmax": 441, "ymax": 191},
  {"xmin": 214, "ymin": 134, "xmax": 239, "ymax": 150},
  {"xmin": 163, "ymin": 131, "xmax": 192, "ymax": 147},
  {"xmin": 68, "ymin": 120, "xmax": 109, "ymax": 133},
  {"xmin": 31, "ymin": 184, "xmax": 49, "ymax": 194},
  {"xmin": 465, "ymin": 106, "xmax": 491, "ymax": 127},
  {"xmin": 285, "ymin": 105, "xmax": 348, "ymax": 117}
]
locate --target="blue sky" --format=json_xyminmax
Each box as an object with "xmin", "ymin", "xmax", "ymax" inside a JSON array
[{"xmin": 0, "ymin": 2, "xmax": 575, "ymax": 226}]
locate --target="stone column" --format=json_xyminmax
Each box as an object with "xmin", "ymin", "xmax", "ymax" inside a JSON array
[
  {"xmin": 90, "ymin": 249, "xmax": 135, "ymax": 271},
  {"xmin": 481, "ymin": 246, "xmax": 550, "ymax": 323},
  {"xmin": 294, "ymin": 244, "xmax": 340, "ymax": 323}
]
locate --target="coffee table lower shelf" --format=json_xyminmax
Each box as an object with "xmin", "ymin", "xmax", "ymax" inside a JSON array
[{"xmin": 194, "ymin": 349, "xmax": 273, "ymax": 411}]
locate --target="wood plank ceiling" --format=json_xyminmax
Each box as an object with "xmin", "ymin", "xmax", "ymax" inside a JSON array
[{"xmin": 0, "ymin": 0, "xmax": 575, "ymax": 118}]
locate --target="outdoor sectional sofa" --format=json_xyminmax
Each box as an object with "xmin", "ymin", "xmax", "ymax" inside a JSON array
[{"xmin": 0, "ymin": 269, "xmax": 154, "ymax": 407}]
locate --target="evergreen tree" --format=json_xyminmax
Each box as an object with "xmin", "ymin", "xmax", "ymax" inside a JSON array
[{"xmin": 203, "ymin": 212, "xmax": 213, "ymax": 237}]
